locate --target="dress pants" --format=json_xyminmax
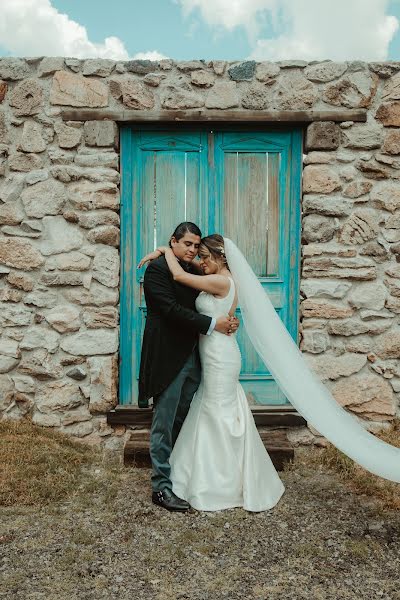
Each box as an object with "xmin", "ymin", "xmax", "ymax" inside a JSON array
[{"xmin": 150, "ymin": 347, "xmax": 201, "ymax": 492}]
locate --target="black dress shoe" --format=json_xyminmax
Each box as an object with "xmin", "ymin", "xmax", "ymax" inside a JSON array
[{"xmin": 152, "ymin": 489, "xmax": 190, "ymax": 512}]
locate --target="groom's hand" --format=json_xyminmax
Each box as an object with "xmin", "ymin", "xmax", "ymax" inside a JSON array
[
  {"xmin": 229, "ymin": 316, "xmax": 240, "ymax": 333},
  {"xmin": 215, "ymin": 316, "xmax": 237, "ymax": 336}
]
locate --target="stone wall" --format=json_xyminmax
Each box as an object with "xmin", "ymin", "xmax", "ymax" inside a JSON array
[{"xmin": 0, "ymin": 56, "xmax": 400, "ymax": 448}]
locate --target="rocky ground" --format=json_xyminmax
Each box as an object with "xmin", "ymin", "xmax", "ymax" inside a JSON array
[{"xmin": 1, "ymin": 453, "xmax": 399, "ymax": 600}]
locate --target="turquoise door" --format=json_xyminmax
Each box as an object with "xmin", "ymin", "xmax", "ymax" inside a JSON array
[{"xmin": 120, "ymin": 128, "xmax": 302, "ymax": 406}]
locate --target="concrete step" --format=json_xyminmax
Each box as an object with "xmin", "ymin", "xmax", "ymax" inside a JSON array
[
  {"xmin": 124, "ymin": 428, "xmax": 294, "ymax": 471},
  {"xmin": 109, "ymin": 404, "xmax": 306, "ymax": 428}
]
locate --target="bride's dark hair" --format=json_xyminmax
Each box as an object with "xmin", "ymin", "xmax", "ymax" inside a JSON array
[{"xmin": 200, "ymin": 234, "xmax": 230, "ymax": 270}]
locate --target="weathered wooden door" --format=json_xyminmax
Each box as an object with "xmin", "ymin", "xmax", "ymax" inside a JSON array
[{"xmin": 120, "ymin": 128, "xmax": 302, "ymax": 406}]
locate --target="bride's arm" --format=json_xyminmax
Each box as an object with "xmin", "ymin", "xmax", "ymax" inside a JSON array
[
  {"xmin": 164, "ymin": 248, "xmax": 230, "ymax": 296},
  {"xmin": 137, "ymin": 248, "xmax": 162, "ymax": 269},
  {"xmin": 137, "ymin": 248, "xmax": 203, "ymax": 272}
]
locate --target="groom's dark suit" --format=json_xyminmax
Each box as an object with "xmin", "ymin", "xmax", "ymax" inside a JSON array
[{"xmin": 138, "ymin": 255, "xmax": 212, "ymax": 492}]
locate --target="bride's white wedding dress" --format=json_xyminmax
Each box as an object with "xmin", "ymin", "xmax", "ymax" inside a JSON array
[{"xmin": 170, "ymin": 277, "xmax": 285, "ymax": 512}]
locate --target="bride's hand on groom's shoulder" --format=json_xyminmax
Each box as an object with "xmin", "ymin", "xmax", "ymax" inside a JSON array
[{"xmin": 137, "ymin": 248, "xmax": 166, "ymax": 269}]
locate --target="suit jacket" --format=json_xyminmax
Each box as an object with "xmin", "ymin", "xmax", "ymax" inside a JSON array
[{"xmin": 138, "ymin": 255, "xmax": 212, "ymax": 407}]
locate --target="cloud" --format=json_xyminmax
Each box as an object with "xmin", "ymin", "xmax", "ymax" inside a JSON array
[
  {"xmin": 177, "ymin": 0, "xmax": 399, "ymax": 61},
  {"xmin": 177, "ymin": 0, "xmax": 278, "ymax": 36},
  {"xmin": 250, "ymin": 0, "xmax": 399, "ymax": 61},
  {"xmin": 132, "ymin": 50, "xmax": 169, "ymax": 61},
  {"xmin": 0, "ymin": 0, "xmax": 129, "ymax": 59}
]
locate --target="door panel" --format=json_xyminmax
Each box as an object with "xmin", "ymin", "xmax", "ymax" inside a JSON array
[
  {"xmin": 120, "ymin": 131, "xmax": 208, "ymax": 404},
  {"xmin": 120, "ymin": 128, "xmax": 302, "ymax": 406},
  {"xmin": 214, "ymin": 132, "xmax": 301, "ymax": 404}
]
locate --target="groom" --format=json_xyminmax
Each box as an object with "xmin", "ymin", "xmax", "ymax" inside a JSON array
[{"xmin": 138, "ymin": 222, "xmax": 238, "ymax": 512}]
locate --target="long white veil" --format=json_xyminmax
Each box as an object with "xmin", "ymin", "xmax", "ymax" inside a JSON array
[{"xmin": 223, "ymin": 237, "xmax": 400, "ymax": 483}]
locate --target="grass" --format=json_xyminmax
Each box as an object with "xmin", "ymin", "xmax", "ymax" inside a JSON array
[
  {"xmin": 292, "ymin": 419, "xmax": 400, "ymax": 511},
  {"xmin": 0, "ymin": 418, "xmax": 115, "ymax": 507},
  {"xmin": 2, "ymin": 415, "xmax": 399, "ymax": 514}
]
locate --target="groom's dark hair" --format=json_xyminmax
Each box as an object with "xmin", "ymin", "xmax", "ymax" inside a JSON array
[{"xmin": 169, "ymin": 222, "xmax": 202, "ymax": 248}]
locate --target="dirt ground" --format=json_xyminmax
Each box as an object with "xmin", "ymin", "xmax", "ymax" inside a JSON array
[{"xmin": 1, "ymin": 449, "xmax": 399, "ymax": 600}]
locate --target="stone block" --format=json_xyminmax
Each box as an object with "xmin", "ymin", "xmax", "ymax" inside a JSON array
[
  {"xmin": 342, "ymin": 123, "xmax": 382, "ymax": 149},
  {"xmin": 177, "ymin": 61, "xmax": 204, "ymax": 72},
  {"xmin": 273, "ymin": 73, "xmax": 317, "ymax": 109},
  {"xmin": 110, "ymin": 77, "xmax": 155, "ymax": 109},
  {"xmin": 64, "ymin": 282, "xmax": 118, "ymax": 307},
  {"xmin": 303, "ymin": 165, "xmax": 341, "ymax": 194},
  {"xmin": 304, "ymin": 62, "xmax": 347, "ymax": 82},
  {"xmin": 82, "ymin": 307, "xmax": 118, "ymax": 329},
  {"xmin": 303, "ymin": 256, "xmax": 376, "ymax": 280},
  {"xmin": 342, "ymin": 180, "xmax": 372, "ymax": 198},
  {"xmin": 162, "ymin": 86, "xmax": 204, "ymax": 110},
  {"xmin": 35, "ymin": 381, "xmax": 84, "ymax": 413},
  {"xmin": 371, "ymin": 182, "xmax": 400, "ymax": 212},
  {"xmin": 255, "ymin": 62, "xmax": 280, "ymax": 82},
  {"xmin": 50, "ymin": 71, "xmax": 108, "ymax": 107},
  {"xmin": 87, "ymin": 225, "xmax": 120, "ymax": 247},
  {"xmin": 305, "ymin": 352, "xmax": 367, "ymax": 381},
  {"xmin": 339, "ymin": 209, "xmax": 380, "ymax": 244},
  {"xmin": 9, "ymin": 79, "xmax": 43, "ymax": 115},
  {"xmin": 191, "ymin": 70, "xmax": 215, "ymax": 88},
  {"xmin": 92, "ymin": 246, "xmax": 119, "ymax": 287},
  {"xmin": 82, "ymin": 59, "xmax": 115, "ymax": 77},
  {"xmin": 18, "ymin": 121, "xmax": 47, "ymax": 152},
  {"xmin": 37, "ymin": 57, "xmax": 65, "ymax": 77},
  {"xmin": 0, "ymin": 238, "xmax": 44, "ymax": 270},
  {"xmin": 241, "ymin": 83, "xmax": 271, "ymax": 110},
  {"xmin": 302, "ymin": 214, "xmax": 337, "ymax": 242},
  {"xmin": 20, "ymin": 326, "xmax": 60, "ymax": 353},
  {"xmin": 21, "ymin": 179, "xmax": 66, "ymax": 218},
  {"xmin": 301, "ymin": 299, "xmax": 353, "ymax": 319},
  {"xmin": 347, "ymin": 282, "xmax": 387, "ymax": 310},
  {"xmin": 382, "ymin": 72, "xmax": 400, "ymax": 100},
  {"xmin": 0, "ymin": 204, "xmax": 24, "ymax": 226},
  {"xmin": 303, "ymin": 195, "xmax": 352, "ymax": 216},
  {"xmin": 88, "ymin": 355, "xmax": 118, "ymax": 413},
  {"xmin": 228, "ymin": 61, "xmax": 256, "ymax": 81},
  {"xmin": 126, "ymin": 60, "xmax": 158, "ymax": 74},
  {"xmin": 54, "ymin": 121, "xmax": 82, "ymax": 149},
  {"xmin": 40, "ymin": 216, "xmax": 84, "ymax": 256},
  {"xmin": 376, "ymin": 102, "xmax": 400, "ymax": 126},
  {"xmin": 332, "ymin": 374, "xmax": 395, "ymax": 421},
  {"xmin": 45, "ymin": 305, "xmax": 81, "ymax": 333},
  {"xmin": 323, "ymin": 73, "xmax": 378, "ymax": 108},
  {"xmin": 301, "ymin": 330, "xmax": 330, "ymax": 354},
  {"xmin": 205, "ymin": 81, "xmax": 239, "ymax": 109},
  {"xmin": 305, "ymin": 121, "xmax": 340, "ymax": 151},
  {"xmin": 60, "ymin": 329, "xmax": 118, "ymax": 356},
  {"xmin": 9, "ymin": 152, "xmax": 44, "ymax": 172},
  {"xmin": 0, "ymin": 58, "xmax": 30, "ymax": 81},
  {"xmin": 84, "ymin": 121, "xmax": 118, "ymax": 147},
  {"xmin": 211, "ymin": 61, "xmax": 226, "ymax": 76},
  {"xmin": 382, "ymin": 129, "xmax": 400, "ymax": 154}
]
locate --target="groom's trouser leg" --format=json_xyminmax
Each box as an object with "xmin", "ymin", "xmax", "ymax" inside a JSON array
[
  {"xmin": 172, "ymin": 348, "xmax": 201, "ymax": 447},
  {"xmin": 150, "ymin": 349, "xmax": 201, "ymax": 493}
]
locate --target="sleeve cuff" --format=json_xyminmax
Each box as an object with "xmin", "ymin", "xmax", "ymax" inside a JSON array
[{"xmin": 206, "ymin": 317, "xmax": 216, "ymax": 336}]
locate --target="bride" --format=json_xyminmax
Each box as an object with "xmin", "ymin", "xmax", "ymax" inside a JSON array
[{"xmin": 141, "ymin": 235, "xmax": 400, "ymax": 511}]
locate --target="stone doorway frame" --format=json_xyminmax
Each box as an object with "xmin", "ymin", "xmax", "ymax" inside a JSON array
[{"xmin": 60, "ymin": 107, "xmax": 367, "ymax": 421}]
